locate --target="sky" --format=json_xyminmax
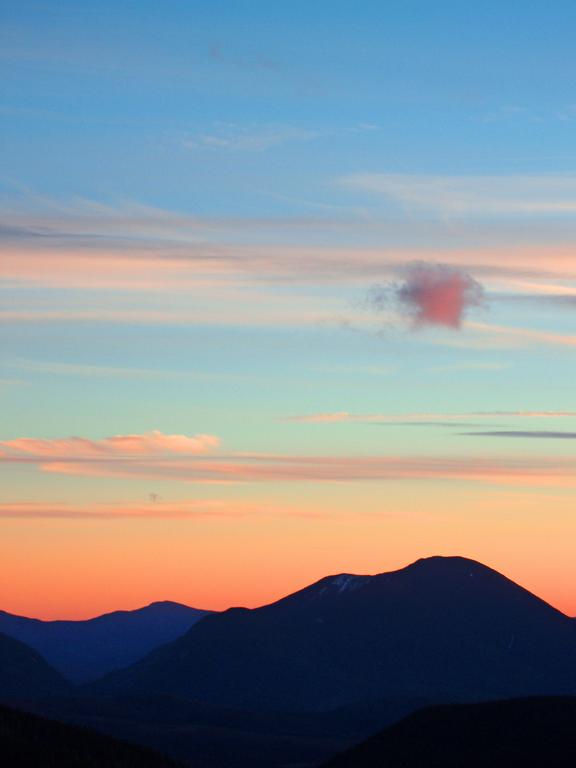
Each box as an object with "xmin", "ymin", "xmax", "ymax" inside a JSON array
[{"xmin": 1, "ymin": 0, "xmax": 576, "ymax": 619}]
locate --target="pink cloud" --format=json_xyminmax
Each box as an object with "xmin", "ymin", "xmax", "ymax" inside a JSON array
[
  {"xmin": 365, "ymin": 263, "xmax": 484, "ymax": 330},
  {"xmin": 0, "ymin": 430, "xmax": 220, "ymax": 458},
  {"xmin": 397, "ymin": 263, "xmax": 484, "ymax": 328}
]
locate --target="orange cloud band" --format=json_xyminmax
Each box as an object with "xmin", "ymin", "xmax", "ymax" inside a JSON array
[{"xmin": 2, "ymin": 451, "xmax": 576, "ymax": 487}]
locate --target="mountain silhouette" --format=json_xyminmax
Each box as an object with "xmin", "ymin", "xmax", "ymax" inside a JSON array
[
  {"xmin": 0, "ymin": 702, "xmax": 181, "ymax": 767},
  {"xmin": 0, "ymin": 601, "xmax": 211, "ymax": 683},
  {"xmin": 0, "ymin": 633, "xmax": 71, "ymax": 700},
  {"xmin": 322, "ymin": 696, "xmax": 576, "ymax": 767},
  {"xmin": 88, "ymin": 556, "xmax": 576, "ymax": 711}
]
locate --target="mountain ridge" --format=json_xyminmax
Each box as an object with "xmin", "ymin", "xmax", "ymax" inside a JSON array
[
  {"xmin": 261, "ymin": 555, "xmax": 567, "ymax": 616},
  {"xmin": 0, "ymin": 602, "xmax": 212, "ymax": 683},
  {"xmin": 88, "ymin": 555, "xmax": 576, "ymax": 710},
  {"xmin": 0, "ymin": 600, "xmax": 200, "ymax": 625}
]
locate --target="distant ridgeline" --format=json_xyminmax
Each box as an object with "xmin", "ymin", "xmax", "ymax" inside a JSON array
[{"xmin": 0, "ymin": 601, "xmax": 211, "ymax": 683}]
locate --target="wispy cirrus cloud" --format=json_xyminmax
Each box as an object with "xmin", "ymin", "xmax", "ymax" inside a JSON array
[
  {"xmin": 1, "ymin": 431, "xmax": 576, "ymax": 487},
  {"xmin": 461, "ymin": 431, "xmax": 576, "ymax": 439},
  {"xmin": 2, "ymin": 192, "xmax": 576, "ymax": 346},
  {"xmin": 183, "ymin": 123, "xmax": 320, "ymax": 152},
  {"xmin": 429, "ymin": 361, "xmax": 508, "ymax": 372},
  {"xmin": 461, "ymin": 322, "xmax": 576, "ymax": 349},
  {"xmin": 338, "ymin": 173, "xmax": 576, "ymax": 217},
  {"xmin": 32, "ymin": 455, "xmax": 576, "ymax": 487},
  {"xmin": 0, "ymin": 500, "xmax": 261, "ymax": 520},
  {"xmin": 3, "ymin": 196, "xmax": 576, "ymax": 299},
  {"xmin": 3, "ymin": 190, "xmax": 576, "ymax": 281},
  {"xmin": 180, "ymin": 121, "xmax": 378, "ymax": 153},
  {"xmin": 5, "ymin": 359, "xmax": 244, "ymax": 382},
  {"xmin": 6, "ymin": 360, "xmax": 192, "ymax": 380},
  {"xmin": 0, "ymin": 292, "xmax": 344, "ymax": 327},
  {"xmin": 0, "ymin": 500, "xmax": 388, "ymax": 522},
  {"xmin": 0, "ymin": 500, "xmax": 336, "ymax": 521},
  {"xmin": 290, "ymin": 412, "xmax": 353, "ymax": 423},
  {"xmin": 289, "ymin": 411, "xmax": 576, "ymax": 424}
]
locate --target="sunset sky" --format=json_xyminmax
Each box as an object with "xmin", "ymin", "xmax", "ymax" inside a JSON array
[{"xmin": 1, "ymin": 1, "xmax": 576, "ymax": 619}]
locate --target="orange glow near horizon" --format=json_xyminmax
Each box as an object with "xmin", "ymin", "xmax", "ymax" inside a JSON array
[{"xmin": 2, "ymin": 489, "xmax": 575, "ymax": 620}]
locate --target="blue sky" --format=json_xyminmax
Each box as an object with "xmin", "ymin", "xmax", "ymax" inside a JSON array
[
  {"xmin": 3, "ymin": 0, "xmax": 576, "ymax": 210},
  {"xmin": 1, "ymin": 1, "xmax": 576, "ymax": 617}
]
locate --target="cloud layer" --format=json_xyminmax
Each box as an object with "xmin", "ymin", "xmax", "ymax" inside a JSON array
[{"xmin": 2, "ymin": 431, "xmax": 575, "ymax": 487}]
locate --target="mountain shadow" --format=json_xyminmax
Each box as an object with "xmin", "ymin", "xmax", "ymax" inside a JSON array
[
  {"xmin": 0, "ymin": 632, "xmax": 72, "ymax": 700},
  {"xmin": 0, "ymin": 703, "xmax": 181, "ymax": 768},
  {"xmin": 323, "ymin": 696, "xmax": 576, "ymax": 768},
  {"xmin": 14, "ymin": 694, "xmax": 431, "ymax": 768}
]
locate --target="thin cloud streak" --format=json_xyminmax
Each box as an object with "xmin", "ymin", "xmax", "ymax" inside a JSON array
[
  {"xmin": 0, "ymin": 500, "xmax": 335, "ymax": 521},
  {"xmin": 429, "ymin": 362, "xmax": 508, "ymax": 372},
  {"xmin": 464, "ymin": 322, "xmax": 576, "ymax": 348},
  {"xmin": 4, "ymin": 241, "xmax": 576, "ymax": 287},
  {"xmin": 2, "ymin": 447, "xmax": 576, "ymax": 487},
  {"xmin": 3, "ymin": 188, "xmax": 576, "ymax": 291},
  {"xmin": 338, "ymin": 173, "xmax": 576, "ymax": 217},
  {"xmin": 6, "ymin": 360, "xmax": 245, "ymax": 382},
  {"xmin": 461, "ymin": 431, "xmax": 576, "ymax": 439},
  {"xmin": 289, "ymin": 411, "xmax": 576, "ymax": 424},
  {"xmin": 183, "ymin": 124, "xmax": 321, "ymax": 152},
  {"xmin": 0, "ymin": 500, "xmax": 261, "ymax": 520}
]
